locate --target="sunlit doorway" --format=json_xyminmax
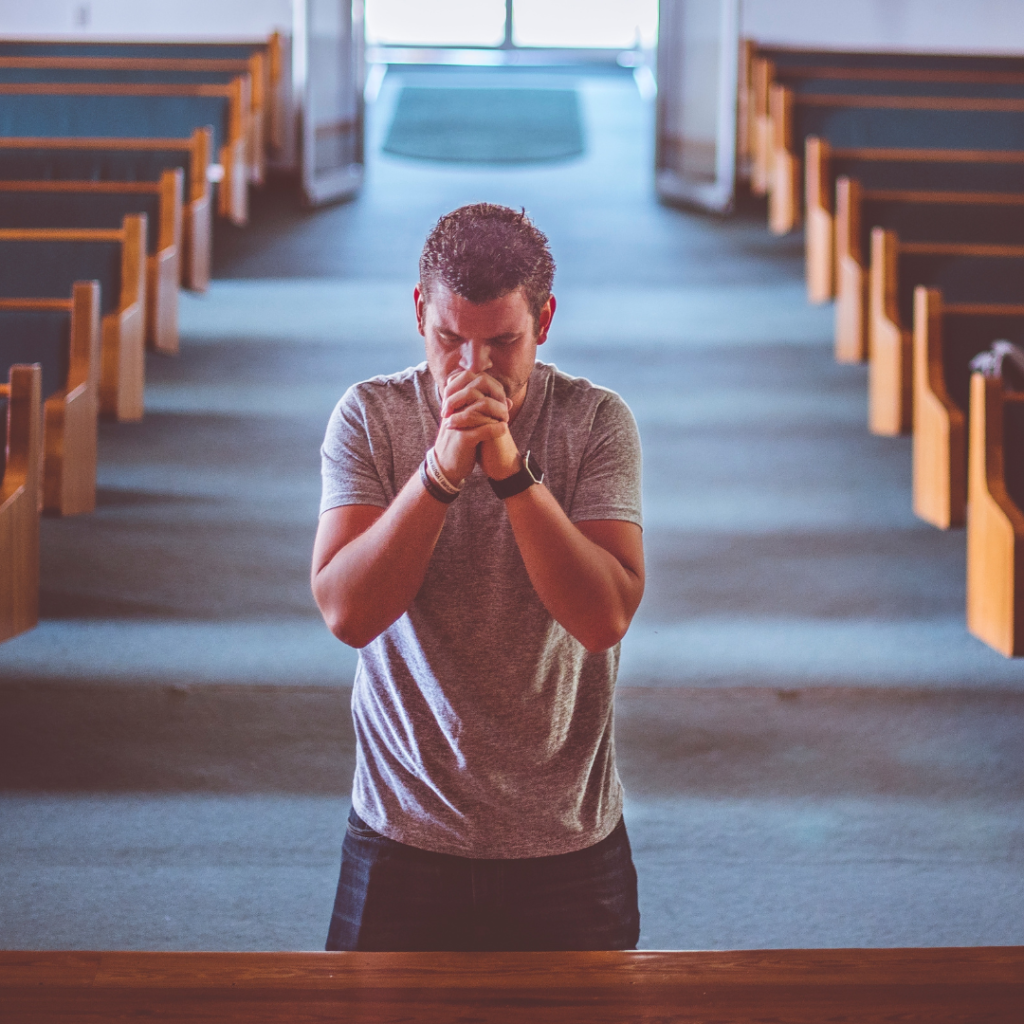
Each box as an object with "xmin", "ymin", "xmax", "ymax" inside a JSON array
[{"xmin": 365, "ymin": 0, "xmax": 658, "ymax": 54}]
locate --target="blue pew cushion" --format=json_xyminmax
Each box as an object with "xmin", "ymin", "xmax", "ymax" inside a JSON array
[
  {"xmin": 0, "ymin": 238, "xmax": 121, "ymax": 315},
  {"xmin": 0, "ymin": 147, "xmax": 195, "ymax": 197},
  {"xmin": 0, "ymin": 310, "xmax": 70, "ymax": 402},
  {"xmin": 0, "ymin": 94, "xmax": 227, "ymax": 152},
  {"xmin": 0, "ymin": 192, "xmax": 161, "ymax": 253}
]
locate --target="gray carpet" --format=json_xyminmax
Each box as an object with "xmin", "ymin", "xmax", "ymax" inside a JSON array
[
  {"xmin": 1, "ymin": 66, "xmax": 1022, "ymax": 952},
  {"xmin": 383, "ymin": 86, "xmax": 584, "ymax": 163}
]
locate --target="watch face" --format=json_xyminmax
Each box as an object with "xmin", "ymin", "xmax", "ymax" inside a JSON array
[{"xmin": 525, "ymin": 450, "xmax": 544, "ymax": 485}]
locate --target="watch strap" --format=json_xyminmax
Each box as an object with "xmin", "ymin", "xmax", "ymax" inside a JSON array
[{"xmin": 489, "ymin": 450, "xmax": 544, "ymax": 499}]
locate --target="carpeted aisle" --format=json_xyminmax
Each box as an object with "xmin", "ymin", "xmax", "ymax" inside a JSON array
[{"xmin": 1, "ymin": 66, "xmax": 1022, "ymax": 951}]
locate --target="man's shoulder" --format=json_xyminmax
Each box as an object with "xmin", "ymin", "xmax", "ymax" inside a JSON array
[
  {"xmin": 344, "ymin": 363, "xmax": 430, "ymax": 405},
  {"xmin": 539, "ymin": 362, "xmax": 635, "ymax": 423}
]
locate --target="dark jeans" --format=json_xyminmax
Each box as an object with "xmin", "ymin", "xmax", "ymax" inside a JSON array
[{"xmin": 326, "ymin": 807, "xmax": 640, "ymax": 951}]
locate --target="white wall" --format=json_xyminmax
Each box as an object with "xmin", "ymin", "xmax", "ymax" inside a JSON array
[
  {"xmin": 0, "ymin": 0, "xmax": 292, "ymax": 40},
  {"xmin": 742, "ymin": 0, "xmax": 1024, "ymax": 55}
]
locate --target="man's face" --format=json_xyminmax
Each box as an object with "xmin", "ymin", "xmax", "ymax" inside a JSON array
[{"xmin": 415, "ymin": 282, "xmax": 555, "ymax": 417}]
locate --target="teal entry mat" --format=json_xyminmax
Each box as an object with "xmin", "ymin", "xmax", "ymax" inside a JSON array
[{"xmin": 382, "ymin": 87, "xmax": 584, "ymax": 164}]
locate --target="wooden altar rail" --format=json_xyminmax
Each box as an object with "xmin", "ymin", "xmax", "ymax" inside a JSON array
[{"xmin": 1, "ymin": 948, "xmax": 1022, "ymax": 1024}]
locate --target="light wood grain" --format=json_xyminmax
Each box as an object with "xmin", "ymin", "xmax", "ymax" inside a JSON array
[
  {"xmin": 3, "ymin": 285, "xmax": 100, "ymax": 516},
  {"xmin": 967, "ymin": 374, "xmax": 1024, "ymax": 656},
  {"xmin": 146, "ymin": 168, "xmax": 182, "ymax": 354},
  {"xmin": 0, "ymin": 365, "xmax": 41, "ymax": 644},
  {"xmin": 768, "ymin": 85, "xmax": 801, "ymax": 233},
  {"xmin": 804, "ymin": 137, "xmax": 834, "ymax": 301},
  {"xmin": 912, "ymin": 287, "xmax": 965, "ymax": 528},
  {"xmin": 834, "ymin": 175, "xmax": 867, "ymax": 363},
  {"xmin": 1, "ymin": 948, "xmax": 1023, "ymax": 1024},
  {"xmin": 868, "ymin": 227, "xmax": 912, "ymax": 435}
]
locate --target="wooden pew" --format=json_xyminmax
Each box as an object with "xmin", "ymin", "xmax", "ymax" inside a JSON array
[
  {"xmin": 806, "ymin": 137, "xmax": 1024, "ymax": 305},
  {"xmin": 0, "ymin": 33, "xmax": 284, "ymax": 157},
  {"xmin": 0, "ymin": 364, "xmax": 41, "ymax": 644},
  {"xmin": 749, "ymin": 48, "xmax": 1024, "ymax": 198},
  {"xmin": 0, "ymin": 216, "xmax": 147, "ymax": 421},
  {"xmin": 0, "ymin": 282, "xmax": 99, "ymax": 516},
  {"xmin": 1, "ymin": 948, "xmax": 1022, "ymax": 1023},
  {"xmin": 0, "ymin": 59, "xmax": 263, "ymax": 185},
  {"xmin": 967, "ymin": 358, "xmax": 1024, "ymax": 657},
  {"xmin": 868, "ymin": 230, "xmax": 1024, "ymax": 435},
  {"xmin": 834, "ymin": 178, "xmax": 1024, "ymax": 362},
  {"xmin": 0, "ymin": 130, "xmax": 210, "ymax": 291},
  {"xmin": 0, "ymin": 82, "xmax": 249, "ymax": 225},
  {"xmin": 0, "ymin": 172, "xmax": 181, "ymax": 355},
  {"xmin": 913, "ymin": 290, "xmax": 1024, "ymax": 529},
  {"xmin": 769, "ymin": 85, "xmax": 1024, "ymax": 236}
]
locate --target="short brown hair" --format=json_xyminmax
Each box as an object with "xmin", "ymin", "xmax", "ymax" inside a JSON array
[{"xmin": 419, "ymin": 203, "xmax": 555, "ymax": 322}]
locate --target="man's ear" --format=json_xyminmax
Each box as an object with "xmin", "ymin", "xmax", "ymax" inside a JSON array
[
  {"xmin": 535, "ymin": 294, "xmax": 556, "ymax": 347},
  {"xmin": 414, "ymin": 284, "xmax": 427, "ymax": 337}
]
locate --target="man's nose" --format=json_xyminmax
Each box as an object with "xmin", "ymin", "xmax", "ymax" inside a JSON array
[{"xmin": 459, "ymin": 340, "xmax": 492, "ymax": 373}]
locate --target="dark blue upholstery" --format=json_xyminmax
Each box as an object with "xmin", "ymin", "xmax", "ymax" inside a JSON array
[
  {"xmin": 0, "ymin": 42, "xmax": 265, "ymax": 60},
  {"xmin": 0, "ymin": 68, "xmax": 241, "ymax": 86},
  {"xmin": 0, "ymin": 93, "xmax": 228, "ymax": 152},
  {"xmin": 833, "ymin": 158, "xmax": 1024, "ymax": 194},
  {"xmin": 0, "ymin": 238, "xmax": 120, "ymax": 315},
  {"xmin": 0, "ymin": 146, "xmax": 195, "ymax": 196},
  {"xmin": 766, "ymin": 50, "xmax": 1024, "ymax": 73},
  {"xmin": 0, "ymin": 191, "xmax": 161, "ymax": 253},
  {"xmin": 797, "ymin": 105, "xmax": 1024, "ymax": 151},
  {"xmin": 0, "ymin": 309, "xmax": 70, "ymax": 402},
  {"xmin": 1005, "ymin": 399, "xmax": 1024, "ymax": 512},
  {"xmin": 862, "ymin": 200, "xmax": 1024, "ymax": 263},
  {"xmin": 797, "ymin": 78, "xmax": 1024, "ymax": 100},
  {"xmin": 897, "ymin": 253, "xmax": 1024, "ymax": 327},
  {"xmin": 943, "ymin": 313, "xmax": 1024, "ymax": 416}
]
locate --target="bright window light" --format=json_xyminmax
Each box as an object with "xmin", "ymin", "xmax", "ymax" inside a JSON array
[
  {"xmin": 365, "ymin": 0, "xmax": 507, "ymax": 47},
  {"xmin": 513, "ymin": 0, "xmax": 658, "ymax": 49}
]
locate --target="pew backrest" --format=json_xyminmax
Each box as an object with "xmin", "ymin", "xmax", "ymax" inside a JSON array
[
  {"xmin": 0, "ymin": 363, "xmax": 41, "ymax": 643},
  {"xmin": 0, "ymin": 282, "xmax": 100, "ymax": 515},
  {"xmin": 0, "ymin": 83, "xmax": 245, "ymax": 159},
  {"xmin": 0, "ymin": 171, "xmax": 181, "ymax": 257},
  {"xmin": 0, "ymin": 129, "xmax": 209, "ymax": 207}
]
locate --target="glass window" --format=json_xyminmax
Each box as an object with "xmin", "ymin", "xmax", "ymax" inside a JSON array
[
  {"xmin": 365, "ymin": 0, "xmax": 506, "ymax": 47},
  {"xmin": 512, "ymin": 0, "xmax": 658, "ymax": 49}
]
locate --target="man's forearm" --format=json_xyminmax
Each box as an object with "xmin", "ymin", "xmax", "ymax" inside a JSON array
[
  {"xmin": 313, "ymin": 472, "xmax": 448, "ymax": 648},
  {"xmin": 504, "ymin": 484, "xmax": 644, "ymax": 653}
]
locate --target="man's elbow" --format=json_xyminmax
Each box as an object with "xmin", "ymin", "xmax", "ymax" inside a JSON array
[
  {"xmin": 313, "ymin": 578, "xmax": 376, "ymax": 649},
  {"xmin": 321, "ymin": 605, "xmax": 377, "ymax": 649},
  {"xmin": 577, "ymin": 610, "xmax": 634, "ymax": 653}
]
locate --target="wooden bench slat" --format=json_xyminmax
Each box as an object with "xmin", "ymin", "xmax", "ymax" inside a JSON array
[{"xmin": 2, "ymin": 949, "xmax": 1023, "ymax": 1023}]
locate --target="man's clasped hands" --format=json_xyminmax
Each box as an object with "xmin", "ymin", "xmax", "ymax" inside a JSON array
[{"xmin": 434, "ymin": 368, "xmax": 522, "ymax": 485}]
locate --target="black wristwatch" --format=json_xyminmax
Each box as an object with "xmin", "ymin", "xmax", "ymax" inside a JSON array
[{"xmin": 489, "ymin": 450, "xmax": 544, "ymax": 499}]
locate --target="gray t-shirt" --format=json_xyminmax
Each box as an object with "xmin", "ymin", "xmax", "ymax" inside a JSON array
[{"xmin": 320, "ymin": 360, "xmax": 643, "ymax": 858}]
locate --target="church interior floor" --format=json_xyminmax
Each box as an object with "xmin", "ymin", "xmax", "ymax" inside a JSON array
[{"xmin": 1, "ymin": 67, "xmax": 1022, "ymax": 951}]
